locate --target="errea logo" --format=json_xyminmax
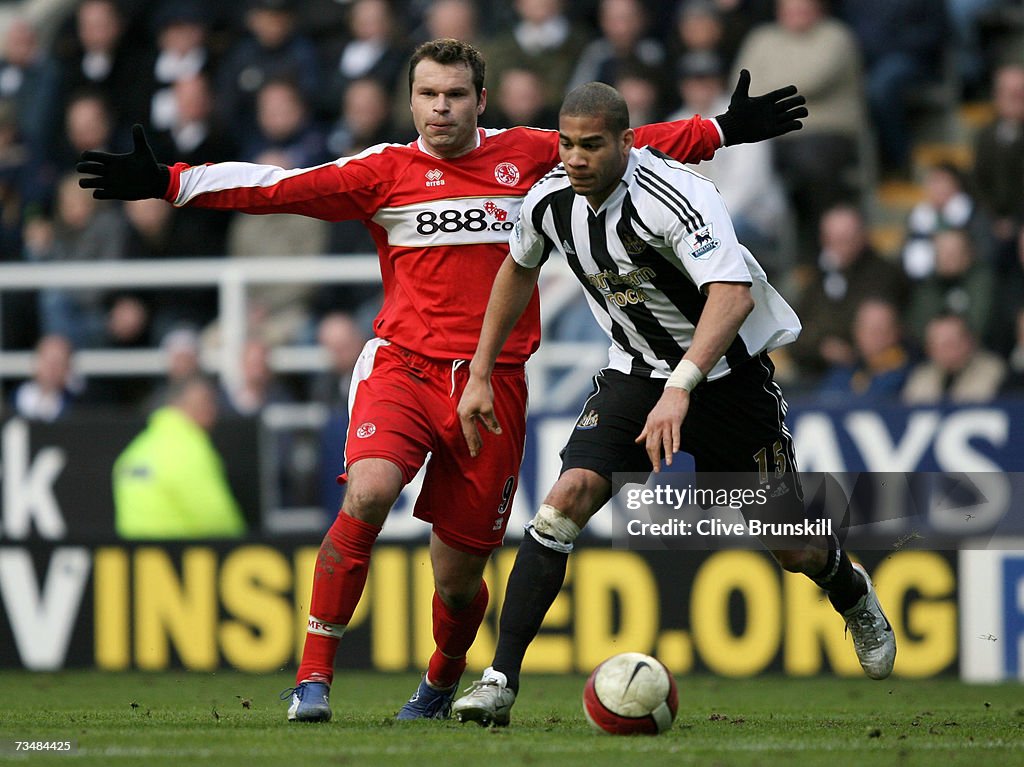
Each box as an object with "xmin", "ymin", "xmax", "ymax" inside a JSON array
[{"xmin": 425, "ymin": 168, "xmax": 445, "ymax": 187}]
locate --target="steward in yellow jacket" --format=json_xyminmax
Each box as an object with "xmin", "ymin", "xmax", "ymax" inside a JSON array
[{"xmin": 113, "ymin": 376, "xmax": 246, "ymax": 539}]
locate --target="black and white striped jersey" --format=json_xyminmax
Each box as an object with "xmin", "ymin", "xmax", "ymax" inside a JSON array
[{"xmin": 509, "ymin": 147, "xmax": 801, "ymax": 380}]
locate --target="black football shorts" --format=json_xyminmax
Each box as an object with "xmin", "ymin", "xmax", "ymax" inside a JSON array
[{"xmin": 560, "ymin": 352, "xmax": 804, "ymax": 515}]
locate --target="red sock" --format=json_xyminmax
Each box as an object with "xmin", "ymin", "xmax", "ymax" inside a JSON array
[
  {"xmin": 426, "ymin": 581, "xmax": 489, "ymax": 689},
  {"xmin": 297, "ymin": 511, "xmax": 381, "ymax": 685}
]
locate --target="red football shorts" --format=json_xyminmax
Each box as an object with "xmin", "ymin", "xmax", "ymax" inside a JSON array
[{"xmin": 344, "ymin": 340, "xmax": 528, "ymax": 556}]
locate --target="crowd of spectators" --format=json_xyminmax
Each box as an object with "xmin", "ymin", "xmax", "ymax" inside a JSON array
[{"xmin": 0, "ymin": 0, "xmax": 1022, "ymax": 417}]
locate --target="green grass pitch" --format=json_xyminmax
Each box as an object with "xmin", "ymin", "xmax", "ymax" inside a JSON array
[{"xmin": 1, "ymin": 671, "xmax": 1022, "ymax": 766}]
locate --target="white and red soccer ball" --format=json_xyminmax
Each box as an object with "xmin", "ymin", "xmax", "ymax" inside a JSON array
[{"xmin": 583, "ymin": 652, "xmax": 678, "ymax": 735}]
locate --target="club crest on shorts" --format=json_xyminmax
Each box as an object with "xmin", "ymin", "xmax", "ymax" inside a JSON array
[
  {"xmin": 685, "ymin": 225, "xmax": 720, "ymax": 260},
  {"xmin": 576, "ymin": 409, "xmax": 599, "ymax": 430},
  {"xmin": 356, "ymin": 422, "xmax": 376, "ymax": 438}
]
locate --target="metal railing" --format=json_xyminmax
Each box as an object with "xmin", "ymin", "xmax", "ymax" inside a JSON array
[{"xmin": 0, "ymin": 254, "xmax": 605, "ymax": 412}]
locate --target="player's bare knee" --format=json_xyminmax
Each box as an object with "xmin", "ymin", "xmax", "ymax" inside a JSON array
[
  {"xmin": 341, "ymin": 484, "xmax": 395, "ymax": 525},
  {"xmin": 527, "ymin": 504, "xmax": 582, "ymax": 553},
  {"xmin": 433, "ymin": 576, "xmax": 481, "ymax": 610},
  {"xmin": 544, "ymin": 469, "xmax": 607, "ymax": 528}
]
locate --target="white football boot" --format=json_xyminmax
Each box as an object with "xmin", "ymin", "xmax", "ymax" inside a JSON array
[
  {"xmin": 451, "ymin": 667, "xmax": 516, "ymax": 726},
  {"xmin": 844, "ymin": 563, "xmax": 897, "ymax": 680}
]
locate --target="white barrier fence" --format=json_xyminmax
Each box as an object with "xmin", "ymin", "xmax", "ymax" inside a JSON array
[{"xmin": 0, "ymin": 254, "xmax": 603, "ymax": 412}]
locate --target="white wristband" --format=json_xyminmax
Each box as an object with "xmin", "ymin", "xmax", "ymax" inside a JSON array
[{"xmin": 665, "ymin": 359, "xmax": 703, "ymax": 392}]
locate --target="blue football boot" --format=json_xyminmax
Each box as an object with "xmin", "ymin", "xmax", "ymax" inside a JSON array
[
  {"xmin": 281, "ymin": 681, "xmax": 332, "ymax": 722},
  {"xmin": 395, "ymin": 676, "xmax": 460, "ymax": 720}
]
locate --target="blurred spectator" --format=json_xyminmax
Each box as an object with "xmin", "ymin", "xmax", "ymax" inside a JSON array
[
  {"xmin": 324, "ymin": 77, "xmax": 397, "ymax": 260},
  {"xmin": 56, "ymin": 0, "xmax": 148, "ymax": 130},
  {"xmin": 669, "ymin": 51, "xmax": 789, "ymax": 275},
  {"xmin": 219, "ymin": 201, "xmax": 329, "ymax": 345},
  {"xmin": 671, "ymin": 1, "xmax": 727, "ymax": 65},
  {"xmin": 210, "ymin": 79, "xmax": 329, "ymax": 347},
  {"xmin": 0, "ymin": 17, "xmax": 61, "ymax": 160},
  {"xmin": 0, "ymin": 101, "xmax": 41, "ymax": 350},
  {"xmin": 990, "ymin": 226, "xmax": 1024, "ymax": 355},
  {"xmin": 326, "ymin": 76, "xmax": 396, "ymax": 157},
  {"xmin": 1004, "ymin": 307, "xmax": 1024, "ymax": 394},
  {"xmin": 409, "ymin": 0, "xmax": 481, "ymax": 44},
  {"xmin": 11, "ymin": 334, "xmax": 79, "ymax": 422},
  {"xmin": 85, "ymin": 290, "xmax": 156, "ymax": 407},
  {"xmin": 838, "ymin": 0, "xmax": 948, "ymax": 174},
  {"xmin": 150, "ymin": 73, "xmax": 237, "ymax": 164},
  {"xmin": 26, "ymin": 173, "xmax": 128, "ymax": 348},
  {"xmin": 947, "ymin": 0, "xmax": 1005, "ymax": 95},
  {"xmin": 215, "ymin": 0, "xmax": 320, "ymax": 150},
  {"xmin": 971, "ymin": 63, "xmax": 1024, "ymax": 260},
  {"xmin": 142, "ymin": 327, "xmax": 203, "ymax": 414},
  {"xmin": 483, "ymin": 0, "xmax": 591, "ymax": 114},
  {"xmin": 484, "ymin": 67, "xmax": 558, "ymax": 129},
  {"xmin": 243, "ymin": 78, "xmax": 328, "ymax": 168},
  {"xmin": 319, "ymin": 0, "xmax": 408, "ymax": 119},
  {"xmin": 732, "ymin": 0, "xmax": 868, "ymax": 264},
  {"xmin": 113, "ymin": 375, "xmax": 247, "ymax": 539},
  {"xmin": 696, "ymin": 0, "xmax": 776, "ymax": 68},
  {"xmin": 218, "ymin": 337, "xmax": 300, "ymax": 509},
  {"xmin": 907, "ymin": 228, "xmax": 995, "ymax": 343},
  {"xmin": 568, "ymin": 0, "xmax": 668, "ymax": 109},
  {"xmin": 0, "ymin": 99, "xmax": 45, "ymax": 249},
  {"xmin": 220, "ymin": 338, "xmax": 294, "ymax": 416},
  {"xmin": 614, "ymin": 64, "xmax": 663, "ymax": 126},
  {"xmin": 309, "ymin": 312, "xmax": 366, "ymax": 411},
  {"xmin": 104, "ymin": 293, "xmax": 150, "ymax": 349},
  {"xmin": 902, "ymin": 312, "xmax": 1007, "ymax": 404},
  {"xmin": 143, "ymin": 2, "xmax": 212, "ymax": 133},
  {"xmin": 790, "ymin": 204, "xmax": 908, "ymax": 376},
  {"xmin": 818, "ymin": 298, "xmax": 912, "ymax": 403},
  {"xmin": 145, "ymin": 71, "xmax": 235, "ymax": 326},
  {"xmin": 118, "ymin": 196, "xmax": 220, "ymax": 338},
  {"xmin": 901, "ymin": 162, "xmax": 994, "ymax": 281},
  {"xmin": 57, "ymin": 89, "xmax": 116, "ymax": 175}
]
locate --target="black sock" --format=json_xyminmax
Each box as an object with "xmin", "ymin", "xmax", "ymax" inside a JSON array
[
  {"xmin": 491, "ymin": 532, "xmax": 569, "ymax": 694},
  {"xmin": 811, "ymin": 539, "xmax": 867, "ymax": 614}
]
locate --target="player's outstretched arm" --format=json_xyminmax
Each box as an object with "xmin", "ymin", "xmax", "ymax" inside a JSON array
[
  {"xmin": 77, "ymin": 124, "xmax": 171, "ymax": 200},
  {"xmin": 459, "ymin": 255, "xmax": 540, "ymax": 457},
  {"xmin": 715, "ymin": 69, "xmax": 808, "ymax": 146},
  {"xmin": 636, "ymin": 282, "xmax": 754, "ymax": 472},
  {"xmin": 628, "ymin": 70, "xmax": 806, "ymax": 164}
]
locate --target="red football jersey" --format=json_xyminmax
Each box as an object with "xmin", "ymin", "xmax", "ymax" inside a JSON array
[{"xmin": 165, "ymin": 120, "xmax": 721, "ymax": 363}]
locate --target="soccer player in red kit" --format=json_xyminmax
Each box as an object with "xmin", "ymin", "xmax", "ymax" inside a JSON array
[{"xmin": 78, "ymin": 39, "xmax": 805, "ymax": 723}]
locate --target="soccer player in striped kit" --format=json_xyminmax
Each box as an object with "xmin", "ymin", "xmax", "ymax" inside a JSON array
[
  {"xmin": 453, "ymin": 82, "xmax": 895, "ymax": 727},
  {"xmin": 77, "ymin": 39, "xmax": 807, "ymax": 723}
]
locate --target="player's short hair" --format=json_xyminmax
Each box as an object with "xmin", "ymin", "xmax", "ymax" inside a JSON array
[
  {"xmin": 560, "ymin": 82, "xmax": 630, "ymax": 136},
  {"xmin": 408, "ymin": 38, "xmax": 485, "ymax": 99}
]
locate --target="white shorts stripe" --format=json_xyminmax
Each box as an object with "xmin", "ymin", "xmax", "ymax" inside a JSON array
[{"xmin": 344, "ymin": 337, "xmax": 390, "ymax": 467}]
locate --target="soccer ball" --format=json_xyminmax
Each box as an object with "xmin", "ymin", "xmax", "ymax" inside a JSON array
[{"xmin": 582, "ymin": 652, "xmax": 678, "ymax": 735}]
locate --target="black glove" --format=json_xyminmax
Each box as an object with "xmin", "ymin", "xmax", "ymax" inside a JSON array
[
  {"xmin": 77, "ymin": 124, "xmax": 171, "ymax": 200},
  {"xmin": 715, "ymin": 70, "xmax": 808, "ymax": 147}
]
